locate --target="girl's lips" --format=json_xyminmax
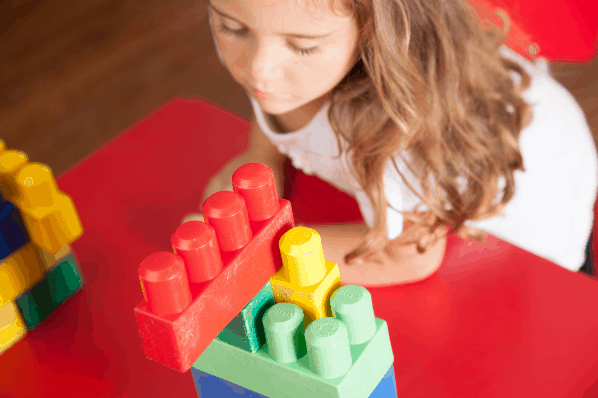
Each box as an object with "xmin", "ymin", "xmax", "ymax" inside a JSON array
[
  {"xmin": 255, "ymin": 89, "xmax": 272, "ymax": 99},
  {"xmin": 254, "ymin": 88, "xmax": 288, "ymax": 101}
]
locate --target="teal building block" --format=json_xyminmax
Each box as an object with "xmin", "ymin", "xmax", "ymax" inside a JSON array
[
  {"xmin": 193, "ymin": 285, "xmax": 396, "ymax": 398},
  {"xmin": 217, "ymin": 281, "xmax": 276, "ymax": 352},
  {"xmin": 16, "ymin": 252, "xmax": 85, "ymax": 329}
]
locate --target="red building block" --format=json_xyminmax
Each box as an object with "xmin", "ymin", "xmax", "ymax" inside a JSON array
[{"xmin": 134, "ymin": 163, "xmax": 295, "ymax": 372}]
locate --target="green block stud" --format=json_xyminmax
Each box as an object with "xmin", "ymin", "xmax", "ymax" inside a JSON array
[{"xmin": 16, "ymin": 252, "xmax": 85, "ymax": 329}]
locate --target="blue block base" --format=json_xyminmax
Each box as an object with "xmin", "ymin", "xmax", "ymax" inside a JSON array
[
  {"xmin": 0, "ymin": 201, "xmax": 29, "ymax": 261},
  {"xmin": 191, "ymin": 365, "xmax": 398, "ymax": 398},
  {"xmin": 192, "ymin": 367, "xmax": 267, "ymax": 398}
]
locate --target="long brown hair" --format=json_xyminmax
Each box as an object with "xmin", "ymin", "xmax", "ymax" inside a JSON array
[{"xmin": 313, "ymin": 0, "xmax": 533, "ymax": 264}]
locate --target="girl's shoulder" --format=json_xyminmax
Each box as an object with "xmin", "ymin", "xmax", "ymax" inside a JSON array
[{"xmin": 499, "ymin": 46, "xmax": 591, "ymax": 142}]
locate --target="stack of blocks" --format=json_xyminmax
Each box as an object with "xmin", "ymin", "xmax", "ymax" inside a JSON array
[
  {"xmin": 0, "ymin": 139, "xmax": 85, "ymax": 355},
  {"xmin": 134, "ymin": 162, "xmax": 397, "ymax": 397}
]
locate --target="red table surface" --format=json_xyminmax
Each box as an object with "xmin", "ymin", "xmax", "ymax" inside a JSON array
[
  {"xmin": 479, "ymin": 0, "xmax": 598, "ymax": 62},
  {"xmin": 2, "ymin": 97, "xmax": 598, "ymax": 398}
]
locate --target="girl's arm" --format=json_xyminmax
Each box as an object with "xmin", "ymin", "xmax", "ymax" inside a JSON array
[
  {"xmin": 301, "ymin": 211, "xmax": 448, "ymax": 285},
  {"xmin": 200, "ymin": 112, "xmax": 286, "ymax": 203},
  {"xmin": 297, "ymin": 177, "xmax": 505, "ymax": 285}
]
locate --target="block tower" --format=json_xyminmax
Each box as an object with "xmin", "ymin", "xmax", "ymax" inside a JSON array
[
  {"xmin": 134, "ymin": 163, "xmax": 397, "ymax": 397},
  {"xmin": 0, "ymin": 140, "xmax": 85, "ymax": 354}
]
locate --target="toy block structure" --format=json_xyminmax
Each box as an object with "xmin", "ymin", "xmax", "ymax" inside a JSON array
[
  {"xmin": 191, "ymin": 230, "xmax": 397, "ymax": 397},
  {"xmin": 134, "ymin": 163, "xmax": 295, "ymax": 372},
  {"xmin": 133, "ymin": 162, "xmax": 398, "ymax": 397},
  {"xmin": 0, "ymin": 140, "xmax": 85, "ymax": 354}
]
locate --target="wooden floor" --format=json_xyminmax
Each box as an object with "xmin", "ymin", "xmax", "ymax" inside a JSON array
[{"xmin": 1, "ymin": 0, "xmax": 597, "ymax": 177}]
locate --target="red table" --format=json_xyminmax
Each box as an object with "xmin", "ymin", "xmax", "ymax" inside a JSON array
[{"xmin": 2, "ymin": 98, "xmax": 598, "ymax": 398}]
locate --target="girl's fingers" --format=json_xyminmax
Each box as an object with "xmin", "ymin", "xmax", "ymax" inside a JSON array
[{"xmin": 181, "ymin": 212, "xmax": 204, "ymax": 224}]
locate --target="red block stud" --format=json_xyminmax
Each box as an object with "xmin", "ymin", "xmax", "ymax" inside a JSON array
[
  {"xmin": 171, "ymin": 221, "xmax": 223, "ymax": 284},
  {"xmin": 202, "ymin": 191, "xmax": 251, "ymax": 252},
  {"xmin": 232, "ymin": 163, "xmax": 280, "ymax": 221},
  {"xmin": 138, "ymin": 251, "xmax": 192, "ymax": 316}
]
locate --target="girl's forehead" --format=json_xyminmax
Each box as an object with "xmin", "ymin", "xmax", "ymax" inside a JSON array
[
  {"xmin": 220, "ymin": 0, "xmax": 341, "ymax": 20},
  {"xmin": 213, "ymin": 0, "xmax": 351, "ymax": 31}
]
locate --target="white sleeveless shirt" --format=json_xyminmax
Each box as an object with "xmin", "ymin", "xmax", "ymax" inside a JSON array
[{"xmin": 209, "ymin": 12, "xmax": 598, "ymax": 271}]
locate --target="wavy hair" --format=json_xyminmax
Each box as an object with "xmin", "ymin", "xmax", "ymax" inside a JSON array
[{"xmin": 309, "ymin": 0, "xmax": 533, "ymax": 264}]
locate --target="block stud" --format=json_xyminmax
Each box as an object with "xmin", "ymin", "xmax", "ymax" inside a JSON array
[
  {"xmin": 330, "ymin": 285, "xmax": 377, "ymax": 345},
  {"xmin": 304, "ymin": 317, "xmax": 352, "ymax": 379},
  {"xmin": 262, "ymin": 302, "xmax": 306, "ymax": 363},
  {"xmin": 202, "ymin": 191, "xmax": 252, "ymax": 252},
  {"xmin": 232, "ymin": 163, "xmax": 279, "ymax": 221},
  {"xmin": 171, "ymin": 221, "xmax": 223, "ymax": 284},
  {"xmin": 0, "ymin": 150, "xmax": 29, "ymax": 202},
  {"xmin": 279, "ymin": 227, "xmax": 327, "ymax": 286},
  {"xmin": 139, "ymin": 251, "xmax": 192, "ymax": 316},
  {"xmin": 15, "ymin": 163, "xmax": 58, "ymax": 209}
]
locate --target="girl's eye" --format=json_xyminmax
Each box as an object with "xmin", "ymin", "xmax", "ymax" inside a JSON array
[{"xmin": 217, "ymin": 23, "xmax": 319, "ymax": 56}]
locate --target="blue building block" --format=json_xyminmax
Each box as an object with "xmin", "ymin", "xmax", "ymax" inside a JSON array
[
  {"xmin": 374, "ymin": 366, "xmax": 398, "ymax": 397},
  {"xmin": 191, "ymin": 364, "xmax": 398, "ymax": 398},
  {"xmin": 192, "ymin": 368, "xmax": 268, "ymax": 398},
  {"xmin": 0, "ymin": 200, "xmax": 30, "ymax": 261}
]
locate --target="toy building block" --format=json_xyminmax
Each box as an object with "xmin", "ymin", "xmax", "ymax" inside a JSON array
[
  {"xmin": 0, "ymin": 243, "xmax": 46, "ymax": 307},
  {"xmin": 0, "ymin": 147, "xmax": 29, "ymax": 203},
  {"xmin": 16, "ymin": 248, "xmax": 85, "ymax": 329},
  {"xmin": 191, "ymin": 364, "xmax": 398, "ymax": 398},
  {"xmin": 0, "ymin": 140, "xmax": 85, "ymax": 356},
  {"xmin": 192, "ymin": 281, "xmax": 396, "ymax": 398},
  {"xmin": 134, "ymin": 163, "xmax": 295, "ymax": 372},
  {"xmin": 0, "ymin": 300, "xmax": 27, "ymax": 354},
  {"xmin": 0, "ymin": 197, "xmax": 30, "ymax": 263},
  {"xmin": 216, "ymin": 280, "xmax": 275, "ymax": 353},
  {"xmin": 270, "ymin": 226, "xmax": 343, "ymax": 329},
  {"xmin": 13, "ymin": 163, "xmax": 83, "ymax": 254},
  {"xmin": 191, "ymin": 226, "xmax": 396, "ymax": 397}
]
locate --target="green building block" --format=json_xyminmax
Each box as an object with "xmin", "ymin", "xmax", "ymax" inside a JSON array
[
  {"xmin": 16, "ymin": 253, "xmax": 85, "ymax": 329},
  {"xmin": 193, "ymin": 285, "xmax": 394, "ymax": 398},
  {"xmin": 217, "ymin": 281, "xmax": 276, "ymax": 352}
]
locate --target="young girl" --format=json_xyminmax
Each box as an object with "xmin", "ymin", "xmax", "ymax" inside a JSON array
[{"xmin": 185, "ymin": 0, "xmax": 597, "ymax": 285}]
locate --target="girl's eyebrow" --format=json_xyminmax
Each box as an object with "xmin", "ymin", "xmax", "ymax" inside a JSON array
[{"xmin": 208, "ymin": 1, "xmax": 335, "ymax": 39}]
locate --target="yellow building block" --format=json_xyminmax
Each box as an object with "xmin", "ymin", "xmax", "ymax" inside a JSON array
[
  {"xmin": 14, "ymin": 163, "xmax": 83, "ymax": 254},
  {"xmin": 0, "ymin": 243, "xmax": 45, "ymax": 307},
  {"xmin": 49, "ymin": 245, "xmax": 72, "ymax": 271},
  {"xmin": 0, "ymin": 301, "xmax": 27, "ymax": 354},
  {"xmin": 270, "ymin": 227, "xmax": 343, "ymax": 329},
  {"xmin": 0, "ymin": 149, "xmax": 29, "ymax": 203},
  {"xmin": 31, "ymin": 244, "xmax": 71, "ymax": 273}
]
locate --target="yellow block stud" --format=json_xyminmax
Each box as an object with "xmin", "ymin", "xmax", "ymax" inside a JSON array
[
  {"xmin": 270, "ymin": 227, "xmax": 343, "ymax": 329},
  {"xmin": 0, "ymin": 243, "xmax": 46, "ymax": 307},
  {"xmin": 14, "ymin": 164, "xmax": 83, "ymax": 254},
  {"xmin": 0, "ymin": 139, "xmax": 5, "ymax": 154},
  {"xmin": 278, "ymin": 226, "xmax": 327, "ymax": 286},
  {"xmin": 0, "ymin": 149, "xmax": 29, "ymax": 203},
  {"xmin": 0, "ymin": 301, "xmax": 27, "ymax": 354}
]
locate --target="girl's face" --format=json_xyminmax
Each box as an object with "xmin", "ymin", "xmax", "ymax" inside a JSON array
[{"xmin": 208, "ymin": 0, "xmax": 360, "ymax": 115}]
